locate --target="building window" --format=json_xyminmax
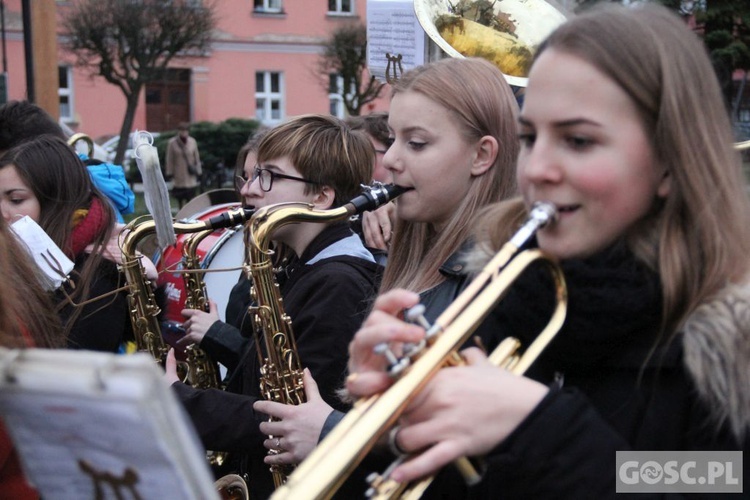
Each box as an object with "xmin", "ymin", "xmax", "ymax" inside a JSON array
[
  {"xmin": 328, "ymin": 0, "xmax": 353, "ymax": 15},
  {"xmin": 256, "ymin": 71, "xmax": 284, "ymax": 124},
  {"xmin": 329, "ymin": 74, "xmax": 345, "ymax": 118},
  {"xmin": 254, "ymin": 0, "xmax": 282, "ymax": 13},
  {"xmin": 58, "ymin": 65, "xmax": 74, "ymax": 122}
]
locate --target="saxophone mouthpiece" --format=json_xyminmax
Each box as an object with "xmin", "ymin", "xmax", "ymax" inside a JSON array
[
  {"xmin": 206, "ymin": 207, "xmax": 255, "ymax": 230},
  {"xmin": 347, "ymin": 183, "xmax": 411, "ymax": 214}
]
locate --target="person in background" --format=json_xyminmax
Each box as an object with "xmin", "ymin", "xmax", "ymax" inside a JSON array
[
  {"xmin": 0, "ymin": 100, "xmax": 135, "ymax": 222},
  {"xmin": 346, "ymin": 112, "xmax": 392, "ymax": 265},
  {"xmin": 0, "ymin": 136, "xmax": 137, "ymax": 353},
  {"xmin": 165, "ymin": 122, "xmax": 202, "ymax": 209},
  {"xmin": 346, "ymin": 111, "xmax": 391, "ymax": 184},
  {"xmin": 346, "ymin": 4, "xmax": 750, "ymax": 497}
]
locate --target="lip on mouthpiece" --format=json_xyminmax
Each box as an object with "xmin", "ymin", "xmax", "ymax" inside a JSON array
[{"xmin": 530, "ymin": 201, "xmax": 558, "ymax": 228}]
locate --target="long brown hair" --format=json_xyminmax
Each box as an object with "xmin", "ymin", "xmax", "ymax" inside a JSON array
[
  {"xmin": 0, "ymin": 135, "xmax": 117, "ymax": 336},
  {"xmin": 380, "ymin": 58, "xmax": 519, "ymax": 294},
  {"xmin": 476, "ymin": 4, "xmax": 750, "ymax": 335}
]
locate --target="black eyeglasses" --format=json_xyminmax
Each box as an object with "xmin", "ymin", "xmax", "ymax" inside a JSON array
[{"xmin": 235, "ymin": 166, "xmax": 319, "ymax": 192}]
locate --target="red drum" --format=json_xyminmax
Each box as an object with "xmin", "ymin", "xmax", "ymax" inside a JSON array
[{"xmin": 155, "ymin": 202, "xmax": 246, "ymax": 345}]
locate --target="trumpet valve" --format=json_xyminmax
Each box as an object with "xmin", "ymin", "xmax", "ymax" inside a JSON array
[
  {"xmin": 373, "ymin": 343, "xmax": 410, "ymax": 376},
  {"xmin": 404, "ymin": 304, "xmax": 430, "ymax": 329}
]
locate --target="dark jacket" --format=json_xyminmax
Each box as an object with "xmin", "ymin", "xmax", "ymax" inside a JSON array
[
  {"xmin": 59, "ymin": 256, "xmax": 131, "ymax": 352},
  {"xmin": 173, "ymin": 222, "xmax": 382, "ymax": 498},
  {"xmin": 325, "ymin": 243, "xmax": 749, "ymax": 499},
  {"xmin": 427, "ymin": 245, "xmax": 750, "ymax": 499}
]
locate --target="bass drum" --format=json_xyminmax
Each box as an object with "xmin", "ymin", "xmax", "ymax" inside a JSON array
[{"xmin": 155, "ymin": 202, "xmax": 246, "ymax": 341}]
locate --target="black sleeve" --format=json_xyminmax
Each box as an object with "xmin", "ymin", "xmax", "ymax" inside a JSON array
[
  {"xmin": 172, "ymin": 382, "xmax": 265, "ymax": 453},
  {"xmin": 319, "ymin": 410, "xmax": 346, "ymax": 442},
  {"xmin": 472, "ymin": 386, "xmax": 749, "ymax": 499},
  {"xmin": 201, "ymin": 275, "xmax": 252, "ymax": 370},
  {"xmin": 62, "ymin": 260, "xmax": 130, "ymax": 352},
  {"xmin": 201, "ymin": 320, "xmax": 249, "ymax": 371}
]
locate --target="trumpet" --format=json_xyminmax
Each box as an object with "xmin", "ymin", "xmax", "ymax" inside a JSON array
[{"xmin": 271, "ymin": 201, "xmax": 568, "ymax": 500}]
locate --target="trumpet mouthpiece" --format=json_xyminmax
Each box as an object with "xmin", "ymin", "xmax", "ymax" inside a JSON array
[
  {"xmin": 509, "ymin": 201, "xmax": 558, "ymax": 248},
  {"xmin": 530, "ymin": 201, "xmax": 558, "ymax": 228}
]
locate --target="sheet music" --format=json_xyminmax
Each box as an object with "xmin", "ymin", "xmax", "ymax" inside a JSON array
[
  {"xmin": 10, "ymin": 216, "xmax": 74, "ymax": 290},
  {"xmin": 367, "ymin": 0, "xmax": 426, "ymax": 82},
  {"xmin": 0, "ymin": 348, "xmax": 219, "ymax": 500}
]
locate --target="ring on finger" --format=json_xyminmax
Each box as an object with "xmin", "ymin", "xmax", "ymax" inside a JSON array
[{"xmin": 388, "ymin": 426, "xmax": 407, "ymax": 456}]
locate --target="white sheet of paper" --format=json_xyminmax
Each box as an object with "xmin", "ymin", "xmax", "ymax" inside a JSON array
[
  {"xmin": 0, "ymin": 349, "xmax": 220, "ymax": 500},
  {"xmin": 10, "ymin": 215, "xmax": 74, "ymax": 290},
  {"xmin": 367, "ymin": 0, "xmax": 426, "ymax": 82}
]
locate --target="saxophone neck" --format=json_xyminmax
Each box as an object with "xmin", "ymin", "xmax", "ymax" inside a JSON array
[
  {"xmin": 248, "ymin": 184, "xmax": 408, "ymax": 254},
  {"xmin": 344, "ymin": 182, "xmax": 409, "ymax": 215}
]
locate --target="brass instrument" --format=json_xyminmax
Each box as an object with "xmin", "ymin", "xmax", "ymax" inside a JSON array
[
  {"xmin": 245, "ymin": 183, "xmax": 407, "ymax": 488},
  {"xmin": 121, "ymin": 207, "xmax": 254, "ymax": 498},
  {"xmin": 414, "ymin": 0, "xmax": 569, "ymax": 87},
  {"xmin": 181, "ymin": 228, "xmax": 226, "ymax": 390},
  {"xmin": 179, "ymin": 222, "xmax": 243, "ymax": 470},
  {"xmin": 67, "ymin": 132, "xmax": 95, "ymax": 156},
  {"xmin": 120, "ymin": 206, "xmax": 254, "ymax": 367},
  {"xmin": 271, "ymin": 202, "xmax": 567, "ymax": 500}
]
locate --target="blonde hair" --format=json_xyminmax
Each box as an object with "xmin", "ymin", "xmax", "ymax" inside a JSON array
[
  {"xmin": 380, "ymin": 57, "xmax": 519, "ymax": 293},
  {"xmin": 476, "ymin": 4, "xmax": 750, "ymax": 334}
]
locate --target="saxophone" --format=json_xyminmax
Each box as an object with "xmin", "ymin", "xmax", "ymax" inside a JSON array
[
  {"xmin": 181, "ymin": 227, "xmax": 228, "ymax": 390},
  {"xmin": 120, "ymin": 206, "xmax": 254, "ymax": 374},
  {"xmin": 270, "ymin": 202, "xmax": 568, "ymax": 500},
  {"xmin": 244, "ymin": 183, "xmax": 407, "ymax": 488}
]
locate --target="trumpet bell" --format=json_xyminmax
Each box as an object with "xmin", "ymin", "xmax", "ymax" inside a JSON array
[{"xmin": 414, "ymin": 0, "xmax": 570, "ymax": 87}]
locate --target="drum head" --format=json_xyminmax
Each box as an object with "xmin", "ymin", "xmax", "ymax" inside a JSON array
[{"xmin": 175, "ymin": 189, "xmax": 240, "ymax": 221}]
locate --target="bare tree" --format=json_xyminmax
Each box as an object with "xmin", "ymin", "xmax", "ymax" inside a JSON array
[
  {"xmin": 317, "ymin": 23, "xmax": 384, "ymax": 117},
  {"xmin": 62, "ymin": 0, "xmax": 217, "ymax": 164}
]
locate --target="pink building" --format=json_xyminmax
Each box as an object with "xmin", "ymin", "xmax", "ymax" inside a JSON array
[{"xmin": 1, "ymin": 0, "xmax": 390, "ymax": 140}]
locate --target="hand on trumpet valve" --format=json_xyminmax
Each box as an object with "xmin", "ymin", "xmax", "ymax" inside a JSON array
[{"xmin": 346, "ymin": 290, "xmax": 426, "ymax": 398}]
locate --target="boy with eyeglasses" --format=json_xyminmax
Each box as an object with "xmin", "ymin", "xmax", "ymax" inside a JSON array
[{"xmin": 166, "ymin": 114, "xmax": 382, "ymax": 496}]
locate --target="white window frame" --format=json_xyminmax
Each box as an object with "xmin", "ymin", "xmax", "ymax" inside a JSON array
[
  {"xmin": 58, "ymin": 65, "xmax": 74, "ymax": 122},
  {"xmin": 254, "ymin": 0, "xmax": 282, "ymax": 13},
  {"xmin": 327, "ymin": 0, "xmax": 353, "ymax": 15},
  {"xmin": 255, "ymin": 71, "xmax": 284, "ymax": 125},
  {"xmin": 329, "ymin": 74, "xmax": 357, "ymax": 118},
  {"xmin": 329, "ymin": 74, "xmax": 345, "ymax": 118}
]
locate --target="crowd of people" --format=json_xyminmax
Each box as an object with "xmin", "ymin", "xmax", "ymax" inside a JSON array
[{"xmin": 1, "ymin": 3, "xmax": 749, "ymax": 499}]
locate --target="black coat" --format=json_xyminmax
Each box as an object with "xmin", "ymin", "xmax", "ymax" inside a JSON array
[
  {"xmin": 422, "ymin": 244, "xmax": 750, "ymax": 499},
  {"xmin": 173, "ymin": 223, "xmax": 382, "ymax": 498},
  {"xmin": 59, "ymin": 255, "xmax": 131, "ymax": 352}
]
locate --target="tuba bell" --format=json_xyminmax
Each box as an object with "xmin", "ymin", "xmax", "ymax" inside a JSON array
[{"xmin": 414, "ymin": 0, "xmax": 570, "ymax": 87}]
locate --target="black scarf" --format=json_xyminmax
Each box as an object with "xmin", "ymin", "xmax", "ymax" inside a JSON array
[{"xmin": 487, "ymin": 242, "xmax": 663, "ymax": 380}]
